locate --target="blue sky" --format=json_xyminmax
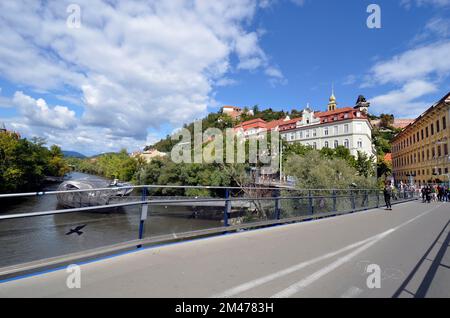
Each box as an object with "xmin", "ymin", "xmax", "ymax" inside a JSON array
[{"xmin": 0, "ymin": 0, "xmax": 449, "ymax": 155}]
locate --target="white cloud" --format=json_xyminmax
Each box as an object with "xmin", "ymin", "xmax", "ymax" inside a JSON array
[
  {"xmin": 368, "ymin": 41, "xmax": 450, "ymax": 85},
  {"xmin": 367, "ymin": 38, "xmax": 450, "ymax": 117},
  {"xmin": 370, "ymin": 80, "xmax": 438, "ymax": 116},
  {"xmin": 0, "ymin": 0, "xmax": 285, "ymax": 151},
  {"xmin": 13, "ymin": 91, "xmax": 77, "ymax": 130}
]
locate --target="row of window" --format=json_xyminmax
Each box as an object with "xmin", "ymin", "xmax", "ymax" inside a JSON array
[
  {"xmin": 283, "ymin": 123, "xmax": 364, "ymax": 141},
  {"xmin": 293, "ymin": 139, "xmax": 364, "ymax": 150},
  {"xmin": 393, "ymin": 144, "xmax": 449, "ymax": 168},
  {"xmin": 393, "ymin": 116, "xmax": 447, "ymax": 152},
  {"xmin": 396, "ymin": 167, "xmax": 449, "ymax": 180}
]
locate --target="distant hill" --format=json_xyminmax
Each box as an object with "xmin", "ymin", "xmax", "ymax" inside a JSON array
[
  {"xmin": 62, "ymin": 150, "xmax": 86, "ymax": 158},
  {"xmin": 89, "ymin": 152, "xmax": 116, "ymax": 158}
]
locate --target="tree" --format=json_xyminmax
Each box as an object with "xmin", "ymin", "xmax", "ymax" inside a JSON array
[
  {"xmin": 354, "ymin": 151, "xmax": 375, "ymax": 178},
  {"xmin": 379, "ymin": 114, "xmax": 394, "ymax": 129},
  {"xmin": 284, "ymin": 151, "xmax": 376, "ymax": 190}
]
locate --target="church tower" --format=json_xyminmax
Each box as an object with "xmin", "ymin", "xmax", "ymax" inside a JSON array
[{"xmin": 327, "ymin": 85, "xmax": 337, "ymax": 111}]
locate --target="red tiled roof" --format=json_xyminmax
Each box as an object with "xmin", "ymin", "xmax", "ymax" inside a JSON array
[
  {"xmin": 235, "ymin": 118, "xmax": 267, "ymax": 131},
  {"xmin": 392, "ymin": 119, "xmax": 414, "ymax": 129},
  {"xmin": 315, "ymin": 107, "xmax": 355, "ymax": 117},
  {"xmin": 223, "ymin": 105, "xmax": 241, "ymax": 110},
  {"xmin": 384, "ymin": 153, "xmax": 392, "ymax": 162}
]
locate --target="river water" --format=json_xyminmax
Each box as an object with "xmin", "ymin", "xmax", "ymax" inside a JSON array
[{"xmin": 0, "ymin": 172, "xmax": 222, "ymax": 268}]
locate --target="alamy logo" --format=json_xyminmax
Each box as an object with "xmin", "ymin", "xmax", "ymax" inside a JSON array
[
  {"xmin": 66, "ymin": 4, "xmax": 81, "ymax": 29},
  {"xmin": 366, "ymin": 263, "xmax": 381, "ymax": 289},
  {"xmin": 66, "ymin": 264, "xmax": 81, "ymax": 289},
  {"xmin": 366, "ymin": 4, "xmax": 381, "ymax": 29}
]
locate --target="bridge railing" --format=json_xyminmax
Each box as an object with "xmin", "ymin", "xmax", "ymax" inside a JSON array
[{"xmin": 0, "ymin": 185, "xmax": 419, "ymax": 278}]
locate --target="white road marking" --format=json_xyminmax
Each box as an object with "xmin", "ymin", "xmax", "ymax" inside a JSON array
[
  {"xmin": 340, "ymin": 286, "xmax": 363, "ymax": 298},
  {"xmin": 271, "ymin": 229, "xmax": 394, "ymax": 298},
  {"xmin": 213, "ymin": 203, "xmax": 442, "ymax": 298},
  {"xmin": 270, "ymin": 204, "xmax": 442, "ymax": 298},
  {"xmin": 211, "ymin": 231, "xmax": 389, "ymax": 298}
]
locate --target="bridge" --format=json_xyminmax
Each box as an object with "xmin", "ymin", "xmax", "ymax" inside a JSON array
[{"xmin": 0, "ymin": 186, "xmax": 448, "ymax": 298}]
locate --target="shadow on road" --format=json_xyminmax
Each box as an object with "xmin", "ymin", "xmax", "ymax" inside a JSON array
[{"xmin": 393, "ymin": 218, "xmax": 450, "ymax": 298}]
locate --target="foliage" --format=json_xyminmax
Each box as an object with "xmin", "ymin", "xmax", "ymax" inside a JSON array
[
  {"xmin": 284, "ymin": 151, "xmax": 376, "ymax": 190},
  {"xmin": 0, "ymin": 133, "xmax": 69, "ymax": 193},
  {"xmin": 69, "ymin": 149, "xmax": 139, "ymax": 182}
]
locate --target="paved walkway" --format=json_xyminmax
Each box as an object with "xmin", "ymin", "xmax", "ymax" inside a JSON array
[{"xmin": 1, "ymin": 200, "xmax": 449, "ymax": 298}]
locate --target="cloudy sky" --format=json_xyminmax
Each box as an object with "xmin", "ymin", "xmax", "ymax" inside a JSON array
[{"xmin": 0, "ymin": 0, "xmax": 449, "ymax": 155}]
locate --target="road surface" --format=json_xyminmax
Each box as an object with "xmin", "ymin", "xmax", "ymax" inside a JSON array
[{"xmin": 0, "ymin": 200, "xmax": 449, "ymax": 298}]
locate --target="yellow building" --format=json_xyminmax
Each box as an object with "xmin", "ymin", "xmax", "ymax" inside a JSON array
[{"xmin": 392, "ymin": 92, "xmax": 450, "ymax": 185}]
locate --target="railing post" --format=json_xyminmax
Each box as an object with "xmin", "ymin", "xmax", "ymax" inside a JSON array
[
  {"xmin": 364, "ymin": 190, "xmax": 368, "ymax": 209},
  {"xmin": 308, "ymin": 190, "xmax": 313, "ymax": 215},
  {"xmin": 138, "ymin": 187, "xmax": 148, "ymax": 245},
  {"xmin": 351, "ymin": 190, "xmax": 356, "ymax": 212},
  {"xmin": 224, "ymin": 188, "xmax": 230, "ymax": 227},
  {"xmin": 332, "ymin": 190, "xmax": 337, "ymax": 212},
  {"xmin": 274, "ymin": 189, "xmax": 281, "ymax": 220},
  {"xmin": 376, "ymin": 190, "xmax": 380, "ymax": 208}
]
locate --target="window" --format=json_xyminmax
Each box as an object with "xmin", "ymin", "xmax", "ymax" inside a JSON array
[
  {"xmin": 426, "ymin": 127, "xmax": 429, "ymax": 137},
  {"xmin": 431, "ymin": 123, "xmax": 434, "ymax": 135},
  {"xmin": 344, "ymin": 124, "xmax": 349, "ymax": 133},
  {"xmin": 356, "ymin": 112, "xmax": 361, "ymax": 118},
  {"xmin": 437, "ymin": 120, "xmax": 440, "ymax": 133},
  {"xmin": 344, "ymin": 139, "xmax": 349, "ymax": 149},
  {"xmin": 313, "ymin": 129, "xmax": 317, "ymax": 137},
  {"xmin": 357, "ymin": 140, "xmax": 363, "ymax": 148},
  {"xmin": 344, "ymin": 113, "xmax": 349, "ymax": 119},
  {"xmin": 305, "ymin": 130, "xmax": 310, "ymax": 138},
  {"xmin": 334, "ymin": 140, "xmax": 339, "ymax": 148},
  {"xmin": 443, "ymin": 116, "xmax": 447, "ymax": 130},
  {"xmin": 438, "ymin": 145, "xmax": 442, "ymax": 157},
  {"xmin": 324, "ymin": 127, "xmax": 329, "ymax": 136},
  {"xmin": 324, "ymin": 141, "xmax": 329, "ymax": 148},
  {"xmin": 421, "ymin": 129, "xmax": 424, "ymax": 140},
  {"xmin": 444, "ymin": 144, "xmax": 448, "ymax": 156}
]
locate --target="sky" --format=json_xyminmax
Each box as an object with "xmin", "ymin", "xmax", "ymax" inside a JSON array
[{"xmin": 0, "ymin": 0, "xmax": 449, "ymax": 156}]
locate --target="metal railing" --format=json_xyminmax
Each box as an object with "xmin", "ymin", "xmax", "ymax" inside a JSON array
[{"xmin": 0, "ymin": 185, "xmax": 419, "ymax": 278}]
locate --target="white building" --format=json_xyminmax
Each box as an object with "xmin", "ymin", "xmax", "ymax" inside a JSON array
[{"xmin": 280, "ymin": 94, "xmax": 375, "ymax": 158}]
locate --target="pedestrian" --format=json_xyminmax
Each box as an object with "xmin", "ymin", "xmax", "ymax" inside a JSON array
[
  {"xmin": 425, "ymin": 186, "xmax": 432, "ymax": 204},
  {"xmin": 421, "ymin": 186, "xmax": 426, "ymax": 203},
  {"xmin": 384, "ymin": 183, "xmax": 392, "ymax": 210}
]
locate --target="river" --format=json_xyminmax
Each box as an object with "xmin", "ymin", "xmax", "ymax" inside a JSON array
[{"xmin": 0, "ymin": 172, "xmax": 222, "ymax": 268}]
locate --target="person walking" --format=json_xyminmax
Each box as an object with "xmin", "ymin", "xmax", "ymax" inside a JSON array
[
  {"xmin": 421, "ymin": 186, "xmax": 426, "ymax": 203},
  {"xmin": 384, "ymin": 183, "xmax": 393, "ymax": 210},
  {"xmin": 425, "ymin": 186, "xmax": 432, "ymax": 204}
]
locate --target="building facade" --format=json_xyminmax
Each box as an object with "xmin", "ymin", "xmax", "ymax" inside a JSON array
[
  {"xmin": 279, "ymin": 95, "xmax": 375, "ymax": 158},
  {"xmin": 392, "ymin": 92, "xmax": 450, "ymax": 185}
]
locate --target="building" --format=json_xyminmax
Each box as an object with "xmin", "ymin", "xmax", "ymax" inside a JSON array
[
  {"xmin": 371, "ymin": 118, "xmax": 415, "ymax": 129},
  {"xmin": 391, "ymin": 92, "xmax": 450, "ymax": 185},
  {"xmin": 131, "ymin": 149, "xmax": 167, "ymax": 163},
  {"xmin": 0, "ymin": 122, "xmax": 21, "ymax": 139},
  {"xmin": 222, "ymin": 106, "xmax": 254, "ymax": 120},
  {"xmin": 279, "ymin": 93, "xmax": 375, "ymax": 158}
]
